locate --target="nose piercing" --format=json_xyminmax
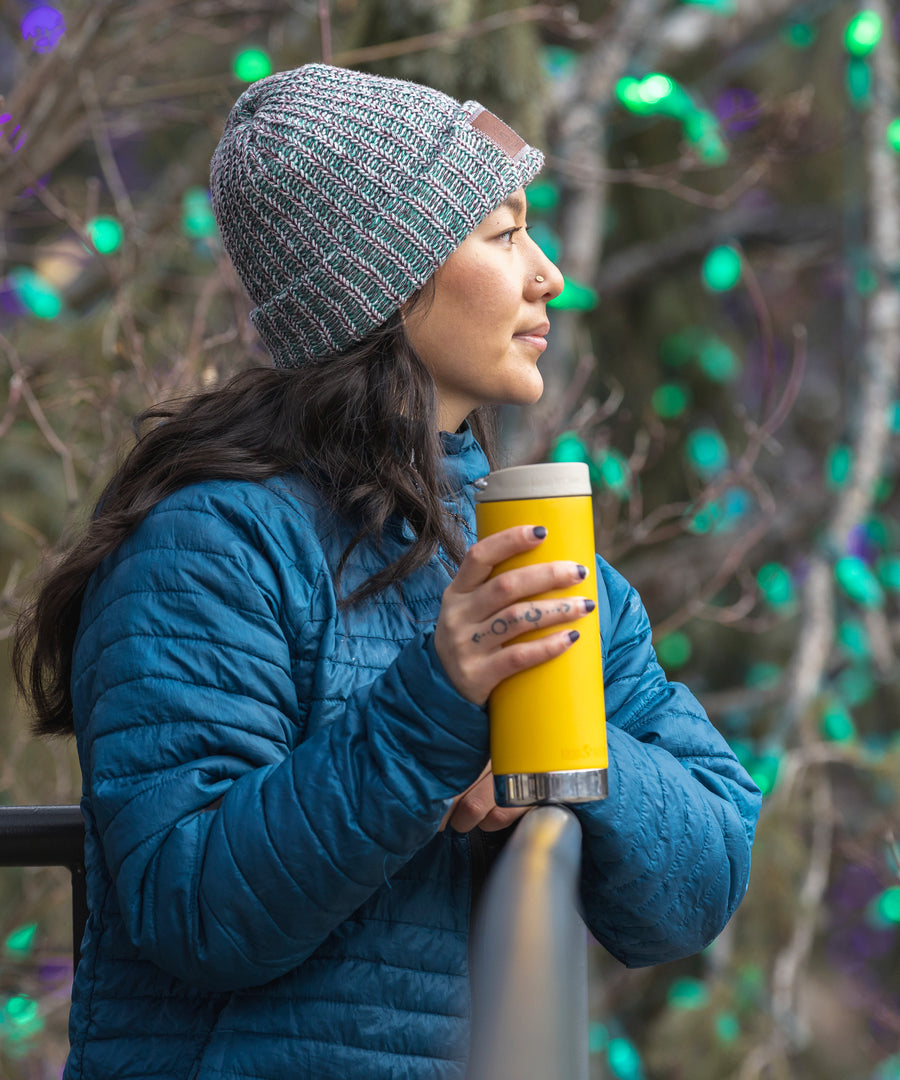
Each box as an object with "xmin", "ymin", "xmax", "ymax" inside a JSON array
[{"xmin": 535, "ymin": 274, "xmax": 545, "ymax": 283}]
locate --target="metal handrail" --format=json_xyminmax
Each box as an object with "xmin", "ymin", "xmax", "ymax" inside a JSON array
[
  {"xmin": 467, "ymin": 804, "xmax": 589, "ymax": 1080},
  {"xmin": 0, "ymin": 804, "xmax": 86, "ymax": 969}
]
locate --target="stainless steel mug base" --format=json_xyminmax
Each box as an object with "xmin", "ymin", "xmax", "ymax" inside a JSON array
[{"xmin": 494, "ymin": 768, "xmax": 608, "ymax": 807}]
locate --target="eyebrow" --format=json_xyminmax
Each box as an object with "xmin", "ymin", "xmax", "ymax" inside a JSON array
[{"xmin": 499, "ymin": 192, "xmax": 526, "ymax": 216}]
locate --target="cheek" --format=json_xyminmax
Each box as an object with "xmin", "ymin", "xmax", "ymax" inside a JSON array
[{"xmin": 439, "ymin": 264, "xmax": 515, "ymax": 334}]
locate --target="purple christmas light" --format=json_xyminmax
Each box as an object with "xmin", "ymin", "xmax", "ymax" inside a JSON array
[
  {"xmin": 714, "ymin": 87, "xmax": 760, "ymax": 133},
  {"xmin": 21, "ymin": 5, "xmax": 66, "ymax": 54}
]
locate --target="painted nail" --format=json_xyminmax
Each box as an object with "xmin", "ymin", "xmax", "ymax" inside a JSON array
[
  {"xmin": 584, "ymin": 599, "xmax": 596, "ymax": 613},
  {"xmin": 533, "ymin": 526, "xmax": 548, "ymax": 539},
  {"xmin": 568, "ymin": 630, "xmax": 580, "ymax": 643},
  {"xmin": 577, "ymin": 564, "xmax": 588, "ymax": 579}
]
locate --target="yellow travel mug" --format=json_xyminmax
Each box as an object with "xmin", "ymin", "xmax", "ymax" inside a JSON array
[{"xmin": 474, "ymin": 462, "xmax": 608, "ymax": 806}]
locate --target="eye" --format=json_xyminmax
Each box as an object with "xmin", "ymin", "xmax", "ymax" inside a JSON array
[{"xmin": 498, "ymin": 225, "xmax": 533, "ymax": 243}]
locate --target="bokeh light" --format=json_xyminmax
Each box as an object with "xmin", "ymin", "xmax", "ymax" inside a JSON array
[
  {"xmin": 181, "ymin": 188, "xmax": 218, "ymax": 239},
  {"xmin": 607, "ymin": 1036, "xmax": 645, "ymax": 1080},
  {"xmin": 820, "ymin": 699, "xmax": 856, "ymax": 743},
  {"xmin": 684, "ymin": 427, "xmax": 729, "ymax": 477},
  {"xmin": 87, "ymin": 216, "xmax": 124, "ymax": 254},
  {"xmin": 845, "ymin": 11, "xmax": 883, "ymax": 56},
  {"xmin": 7, "ymin": 267, "xmax": 63, "ymax": 319},
  {"xmin": 702, "ymin": 245, "xmax": 742, "ymax": 291},
  {"xmin": 526, "ymin": 179, "xmax": 560, "ymax": 213},
  {"xmin": 652, "ymin": 381, "xmax": 691, "ymax": 419},
  {"xmin": 233, "ymin": 48, "xmax": 272, "ymax": 83},
  {"xmin": 835, "ymin": 555, "xmax": 884, "ymax": 608},
  {"xmin": 20, "ymin": 5, "xmax": 65, "ymax": 54},
  {"xmin": 595, "ymin": 449, "xmax": 631, "ymax": 497},
  {"xmin": 667, "ymin": 976, "xmax": 709, "ymax": 1009},
  {"xmin": 715, "ymin": 87, "xmax": 760, "ymax": 133},
  {"xmin": 655, "ymin": 631, "xmax": 692, "ymax": 668},
  {"xmin": 548, "ymin": 278, "xmax": 598, "ymax": 312},
  {"xmin": 756, "ymin": 562, "xmax": 795, "ymax": 610}
]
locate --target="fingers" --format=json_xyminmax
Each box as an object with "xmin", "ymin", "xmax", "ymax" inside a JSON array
[
  {"xmin": 434, "ymin": 524, "xmax": 596, "ymax": 706},
  {"xmin": 451, "ymin": 525, "xmax": 549, "ymax": 594},
  {"xmin": 472, "ymin": 595, "xmax": 594, "ymax": 647},
  {"xmin": 445, "ymin": 766, "xmax": 528, "ymax": 834},
  {"xmin": 468, "ymin": 558, "xmax": 589, "ymax": 624}
]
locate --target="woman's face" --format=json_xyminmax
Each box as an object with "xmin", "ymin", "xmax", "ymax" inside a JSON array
[{"xmin": 403, "ymin": 188, "xmax": 564, "ymax": 432}]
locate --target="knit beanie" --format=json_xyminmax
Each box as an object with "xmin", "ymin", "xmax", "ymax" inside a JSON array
[{"xmin": 209, "ymin": 63, "xmax": 544, "ymax": 367}]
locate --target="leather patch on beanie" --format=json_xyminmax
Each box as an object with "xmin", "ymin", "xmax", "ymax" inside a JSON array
[{"xmin": 469, "ymin": 108, "xmax": 527, "ymax": 163}]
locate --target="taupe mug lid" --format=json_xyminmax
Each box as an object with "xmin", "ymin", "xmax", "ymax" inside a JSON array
[{"xmin": 473, "ymin": 462, "xmax": 591, "ymax": 502}]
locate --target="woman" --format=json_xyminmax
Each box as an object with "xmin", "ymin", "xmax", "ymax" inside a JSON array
[{"xmin": 15, "ymin": 64, "xmax": 760, "ymax": 1080}]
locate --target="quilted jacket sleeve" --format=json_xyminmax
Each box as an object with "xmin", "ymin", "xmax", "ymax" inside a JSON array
[
  {"xmin": 573, "ymin": 556, "xmax": 761, "ymax": 967},
  {"xmin": 72, "ymin": 486, "xmax": 489, "ymax": 992}
]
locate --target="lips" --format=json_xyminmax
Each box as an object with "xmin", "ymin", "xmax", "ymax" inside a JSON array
[{"xmin": 513, "ymin": 321, "xmax": 550, "ymax": 352}]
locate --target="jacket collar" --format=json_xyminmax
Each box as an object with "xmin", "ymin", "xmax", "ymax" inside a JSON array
[{"xmin": 439, "ymin": 421, "xmax": 490, "ymax": 492}]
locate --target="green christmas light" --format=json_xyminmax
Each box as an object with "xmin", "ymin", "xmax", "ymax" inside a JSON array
[
  {"xmin": 4, "ymin": 923, "xmax": 37, "ymax": 955},
  {"xmin": 749, "ymin": 750, "xmax": 782, "ymax": 797},
  {"xmin": 838, "ymin": 617, "xmax": 870, "ymax": 659},
  {"xmin": 550, "ymin": 431, "xmax": 602, "ymax": 487},
  {"xmin": 595, "ymin": 448, "xmax": 631, "ymax": 497},
  {"xmin": 756, "ymin": 562, "xmax": 794, "ymax": 609},
  {"xmin": 6, "ymin": 995, "xmax": 39, "ymax": 1025},
  {"xmin": 616, "ymin": 77, "xmax": 656, "ymax": 115},
  {"xmin": 820, "ymin": 699, "xmax": 856, "ymax": 743},
  {"xmin": 684, "ymin": 109, "xmax": 729, "ymax": 164},
  {"xmin": 8, "ymin": 267, "xmax": 63, "ymax": 319},
  {"xmin": 652, "ymin": 381, "xmax": 691, "ymax": 419},
  {"xmin": 826, "ymin": 445, "xmax": 852, "ymax": 487},
  {"xmin": 607, "ymin": 1036, "xmax": 645, "ymax": 1080},
  {"xmin": 682, "ymin": 0, "xmax": 735, "ymax": 11},
  {"xmin": 550, "ymin": 431, "xmax": 591, "ymax": 465},
  {"xmin": 526, "ymin": 179, "xmax": 560, "ymax": 213},
  {"xmin": 527, "ymin": 221, "xmax": 560, "ymax": 263},
  {"xmin": 873, "ymin": 1054, "xmax": 900, "ymax": 1080},
  {"xmin": 686, "ymin": 500, "xmax": 722, "ymax": 534},
  {"xmin": 702, "ymin": 245, "xmax": 742, "ymax": 291},
  {"xmin": 656, "ymin": 631, "xmax": 692, "ymax": 668},
  {"xmin": 846, "ymin": 57, "xmax": 872, "ymax": 107},
  {"xmin": 887, "ymin": 118, "xmax": 900, "ymax": 153},
  {"xmin": 87, "ymin": 215, "xmax": 123, "ymax": 254},
  {"xmin": 783, "ymin": 21, "xmax": 817, "ymax": 48},
  {"xmin": 181, "ymin": 187, "xmax": 218, "ymax": 240},
  {"xmin": 889, "ymin": 401, "xmax": 900, "ymax": 432},
  {"xmin": 660, "ymin": 326, "xmax": 706, "ymax": 367},
  {"xmin": 876, "ymin": 554, "xmax": 900, "ymax": 591},
  {"xmin": 668, "ymin": 976, "xmax": 710, "ymax": 1009},
  {"xmin": 745, "ymin": 661, "xmax": 781, "ymax": 688},
  {"xmin": 685, "ymin": 427, "xmax": 729, "ymax": 477},
  {"xmin": 233, "ymin": 48, "xmax": 271, "ymax": 83},
  {"xmin": 715, "ymin": 1012, "xmax": 740, "ymax": 1044},
  {"xmin": 541, "ymin": 45, "xmax": 579, "ymax": 80},
  {"xmin": 835, "ymin": 555, "xmax": 884, "ymax": 608},
  {"xmin": 548, "ymin": 277, "xmax": 598, "ymax": 311},
  {"xmin": 845, "ymin": 11, "xmax": 882, "ymax": 57},
  {"xmin": 639, "ymin": 73, "xmax": 675, "ymax": 106},
  {"xmin": 876, "ymin": 886, "xmax": 900, "ymax": 924},
  {"xmin": 698, "ymin": 338, "xmax": 740, "ymax": 382},
  {"xmin": 836, "ymin": 664, "xmax": 876, "ymax": 706},
  {"xmin": 588, "ymin": 1022, "xmax": 609, "ymax": 1054}
]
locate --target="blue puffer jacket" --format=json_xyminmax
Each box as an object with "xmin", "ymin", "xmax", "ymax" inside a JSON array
[{"xmin": 67, "ymin": 425, "xmax": 760, "ymax": 1080}]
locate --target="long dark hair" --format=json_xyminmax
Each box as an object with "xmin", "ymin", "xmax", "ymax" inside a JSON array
[{"xmin": 13, "ymin": 310, "xmax": 498, "ymax": 738}]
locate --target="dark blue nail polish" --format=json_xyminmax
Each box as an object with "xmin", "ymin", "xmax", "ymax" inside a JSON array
[
  {"xmin": 577, "ymin": 564, "xmax": 588, "ymax": 579},
  {"xmin": 533, "ymin": 526, "xmax": 547, "ymax": 539},
  {"xmin": 568, "ymin": 630, "xmax": 580, "ymax": 643},
  {"xmin": 584, "ymin": 599, "xmax": 596, "ymax": 613}
]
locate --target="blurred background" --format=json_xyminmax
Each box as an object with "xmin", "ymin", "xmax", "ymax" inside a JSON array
[{"xmin": 2, "ymin": 0, "xmax": 900, "ymax": 1077}]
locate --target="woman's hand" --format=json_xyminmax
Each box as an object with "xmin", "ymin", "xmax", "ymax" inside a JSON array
[
  {"xmin": 433, "ymin": 524, "xmax": 594, "ymax": 707},
  {"xmin": 439, "ymin": 762, "xmax": 528, "ymax": 833}
]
